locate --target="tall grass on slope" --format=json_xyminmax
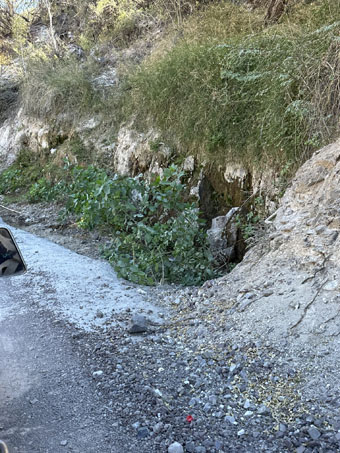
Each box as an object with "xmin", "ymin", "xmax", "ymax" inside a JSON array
[
  {"xmin": 21, "ymin": 56, "xmax": 106, "ymax": 121},
  {"xmin": 128, "ymin": 3, "xmax": 340, "ymax": 170}
]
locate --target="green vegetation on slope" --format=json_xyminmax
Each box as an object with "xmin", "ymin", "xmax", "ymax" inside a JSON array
[
  {"xmin": 127, "ymin": 0, "xmax": 340, "ymax": 170},
  {"xmin": 16, "ymin": 1, "xmax": 340, "ymax": 173},
  {"xmin": 0, "ymin": 161, "xmax": 217, "ymax": 285}
]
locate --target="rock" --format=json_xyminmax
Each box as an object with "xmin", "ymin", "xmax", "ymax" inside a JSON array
[
  {"xmin": 183, "ymin": 156, "xmax": 195, "ymax": 172},
  {"xmin": 185, "ymin": 441, "xmax": 196, "ymax": 453},
  {"xmin": 60, "ymin": 440, "xmax": 68, "ymax": 446},
  {"xmin": 257, "ymin": 405, "xmax": 271, "ymax": 416},
  {"xmin": 96, "ymin": 310, "xmax": 104, "ymax": 319},
  {"xmin": 168, "ymin": 441, "xmax": 184, "ymax": 453},
  {"xmin": 194, "ymin": 447, "xmax": 206, "ymax": 453},
  {"xmin": 296, "ymin": 446, "xmax": 305, "ymax": 453},
  {"xmin": 308, "ymin": 426, "xmax": 321, "ymax": 440},
  {"xmin": 92, "ymin": 370, "xmax": 104, "ymax": 378},
  {"xmin": 137, "ymin": 427, "xmax": 150, "ymax": 439},
  {"xmin": 207, "ymin": 208, "xmax": 239, "ymax": 264},
  {"xmin": 153, "ymin": 422, "xmax": 163, "ymax": 434},
  {"xmin": 225, "ymin": 415, "xmax": 236, "ymax": 425},
  {"xmin": 132, "ymin": 422, "xmax": 140, "ymax": 430},
  {"xmin": 92, "ymin": 67, "xmax": 118, "ymax": 88},
  {"xmin": 243, "ymin": 399, "xmax": 251, "ymax": 409},
  {"xmin": 279, "ymin": 423, "xmax": 287, "ymax": 433},
  {"xmin": 128, "ymin": 314, "xmax": 149, "ymax": 334}
]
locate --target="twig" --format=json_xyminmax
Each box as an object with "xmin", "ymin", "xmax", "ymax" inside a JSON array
[
  {"xmin": 301, "ymin": 253, "xmax": 330, "ymax": 284},
  {"xmin": 290, "ymin": 279, "xmax": 328, "ymax": 331},
  {"xmin": 0, "ymin": 203, "xmax": 22, "ymax": 215},
  {"xmin": 264, "ymin": 209, "xmax": 278, "ymax": 224},
  {"xmin": 224, "ymin": 188, "xmax": 260, "ymax": 229}
]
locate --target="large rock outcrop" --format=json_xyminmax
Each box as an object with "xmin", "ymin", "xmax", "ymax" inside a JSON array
[{"xmin": 187, "ymin": 140, "xmax": 340, "ymax": 361}]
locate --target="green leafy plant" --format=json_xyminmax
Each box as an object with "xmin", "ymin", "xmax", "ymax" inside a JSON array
[
  {"xmin": 28, "ymin": 178, "xmax": 67, "ymax": 203},
  {"xmin": 0, "ymin": 168, "xmax": 23, "ymax": 194},
  {"xmin": 28, "ymin": 163, "xmax": 217, "ymax": 285}
]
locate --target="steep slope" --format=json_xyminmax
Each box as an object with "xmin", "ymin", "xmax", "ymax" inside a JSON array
[{"xmin": 166, "ymin": 140, "xmax": 340, "ymax": 406}]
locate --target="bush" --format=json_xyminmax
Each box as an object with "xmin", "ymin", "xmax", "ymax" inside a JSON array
[
  {"xmin": 0, "ymin": 149, "xmax": 42, "ymax": 194},
  {"xmin": 29, "ymin": 163, "xmax": 217, "ymax": 285},
  {"xmin": 0, "ymin": 168, "xmax": 23, "ymax": 194},
  {"xmin": 28, "ymin": 178, "xmax": 68, "ymax": 203}
]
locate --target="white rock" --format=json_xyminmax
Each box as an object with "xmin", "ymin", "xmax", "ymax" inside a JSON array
[
  {"xmin": 183, "ymin": 155, "xmax": 195, "ymax": 172},
  {"xmin": 92, "ymin": 370, "xmax": 104, "ymax": 378},
  {"xmin": 168, "ymin": 442, "xmax": 184, "ymax": 453}
]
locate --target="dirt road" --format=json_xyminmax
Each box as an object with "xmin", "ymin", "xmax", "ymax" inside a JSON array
[{"xmin": 0, "ymin": 219, "xmax": 162, "ymax": 452}]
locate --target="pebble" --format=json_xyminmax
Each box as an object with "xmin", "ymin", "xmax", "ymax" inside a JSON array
[
  {"xmin": 243, "ymin": 399, "xmax": 251, "ymax": 409},
  {"xmin": 168, "ymin": 442, "xmax": 184, "ymax": 453},
  {"xmin": 137, "ymin": 427, "xmax": 150, "ymax": 439},
  {"xmin": 258, "ymin": 405, "xmax": 270, "ymax": 415},
  {"xmin": 296, "ymin": 447, "xmax": 305, "ymax": 453},
  {"xmin": 60, "ymin": 440, "xmax": 68, "ymax": 446},
  {"xmin": 308, "ymin": 426, "xmax": 321, "ymax": 440},
  {"xmin": 237, "ymin": 429, "xmax": 245, "ymax": 436},
  {"xmin": 225, "ymin": 415, "xmax": 236, "ymax": 425},
  {"xmin": 153, "ymin": 422, "xmax": 163, "ymax": 434},
  {"xmin": 92, "ymin": 370, "xmax": 104, "ymax": 378},
  {"xmin": 185, "ymin": 441, "xmax": 195, "ymax": 453},
  {"xmin": 128, "ymin": 314, "xmax": 149, "ymax": 334},
  {"xmin": 195, "ymin": 447, "xmax": 206, "ymax": 453},
  {"xmin": 279, "ymin": 423, "xmax": 287, "ymax": 433}
]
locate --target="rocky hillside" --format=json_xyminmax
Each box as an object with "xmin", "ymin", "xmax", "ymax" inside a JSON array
[{"xmin": 172, "ymin": 139, "xmax": 340, "ymax": 351}]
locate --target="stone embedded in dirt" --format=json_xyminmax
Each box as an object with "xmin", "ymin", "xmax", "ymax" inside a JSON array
[
  {"xmin": 195, "ymin": 447, "xmax": 207, "ymax": 453},
  {"xmin": 96, "ymin": 310, "xmax": 104, "ymax": 319},
  {"xmin": 60, "ymin": 440, "xmax": 68, "ymax": 446},
  {"xmin": 225, "ymin": 415, "xmax": 236, "ymax": 425},
  {"xmin": 168, "ymin": 442, "xmax": 184, "ymax": 453},
  {"xmin": 308, "ymin": 426, "xmax": 321, "ymax": 440},
  {"xmin": 128, "ymin": 313, "xmax": 149, "ymax": 334},
  {"xmin": 153, "ymin": 422, "xmax": 163, "ymax": 434},
  {"xmin": 296, "ymin": 446, "xmax": 305, "ymax": 453},
  {"xmin": 185, "ymin": 441, "xmax": 195, "ymax": 453},
  {"xmin": 137, "ymin": 427, "xmax": 150, "ymax": 439},
  {"xmin": 258, "ymin": 405, "xmax": 271, "ymax": 416},
  {"xmin": 92, "ymin": 370, "xmax": 104, "ymax": 378}
]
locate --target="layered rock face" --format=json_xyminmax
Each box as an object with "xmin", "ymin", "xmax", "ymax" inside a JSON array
[{"xmin": 214, "ymin": 140, "xmax": 340, "ymax": 347}]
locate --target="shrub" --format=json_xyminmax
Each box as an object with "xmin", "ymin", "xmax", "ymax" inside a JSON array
[
  {"xmin": 28, "ymin": 163, "xmax": 217, "ymax": 285},
  {"xmin": 28, "ymin": 178, "xmax": 68, "ymax": 203},
  {"xmin": 0, "ymin": 148, "xmax": 42, "ymax": 194},
  {"xmin": 0, "ymin": 168, "xmax": 23, "ymax": 194}
]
